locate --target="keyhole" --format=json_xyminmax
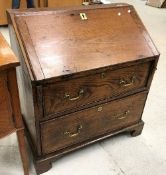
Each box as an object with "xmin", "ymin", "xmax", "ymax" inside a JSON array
[{"xmin": 80, "ymin": 13, "xmax": 88, "ymax": 20}]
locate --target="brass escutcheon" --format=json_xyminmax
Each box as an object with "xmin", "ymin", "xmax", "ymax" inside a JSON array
[
  {"xmin": 101, "ymin": 72, "xmax": 106, "ymax": 79},
  {"xmin": 98, "ymin": 106, "xmax": 103, "ymax": 112},
  {"xmin": 80, "ymin": 13, "xmax": 88, "ymax": 20}
]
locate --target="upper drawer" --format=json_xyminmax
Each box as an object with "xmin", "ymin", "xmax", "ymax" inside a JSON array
[
  {"xmin": 43, "ymin": 62, "xmax": 151, "ymax": 117},
  {"xmin": 41, "ymin": 92, "xmax": 147, "ymax": 154}
]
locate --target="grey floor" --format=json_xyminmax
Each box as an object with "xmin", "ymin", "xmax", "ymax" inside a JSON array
[{"xmin": 0, "ymin": 0, "xmax": 166, "ymax": 174}]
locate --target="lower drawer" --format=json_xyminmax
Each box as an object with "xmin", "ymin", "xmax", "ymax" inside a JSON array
[{"xmin": 41, "ymin": 92, "xmax": 147, "ymax": 154}]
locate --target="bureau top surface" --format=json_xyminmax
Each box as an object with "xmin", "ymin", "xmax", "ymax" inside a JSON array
[
  {"xmin": 0, "ymin": 33, "xmax": 19, "ymax": 71},
  {"xmin": 9, "ymin": 4, "xmax": 159, "ymax": 81}
]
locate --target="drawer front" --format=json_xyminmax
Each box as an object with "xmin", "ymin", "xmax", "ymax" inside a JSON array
[
  {"xmin": 43, "ymin": 62, "xmax": 151, "ymax": 117},
  {"xmin": 41, "ymin": 92, "xmax": 147, "ymax": 154}
]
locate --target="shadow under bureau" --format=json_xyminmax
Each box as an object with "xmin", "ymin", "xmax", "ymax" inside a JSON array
[{"xmin": 7, "ymin": 3, "xmax": 159, "ymax": 174}]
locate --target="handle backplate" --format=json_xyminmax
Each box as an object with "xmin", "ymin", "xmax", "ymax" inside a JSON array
[
  {"xmin": 119, "ymin": 75, "xmax": 136, "ymax": 87},
  {"xmin": 64, "ymin": 89, "xmax": 84, "ymax": 101},
  {"xmin": 64, "ymin": 125, "xmax": 83, "ymax": 138},
  {"xmin": 113, "ymin": 110, "xmax": 130, "ymax": 120}
]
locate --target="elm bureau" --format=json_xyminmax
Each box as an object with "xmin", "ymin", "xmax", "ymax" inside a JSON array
[
  {"xmin": 0, "ymin": 33, "xmax": 29, "ymax": 175},
  {"xmin": 7, "ymin": 4, "xmax": 159, "ymax": 174}
]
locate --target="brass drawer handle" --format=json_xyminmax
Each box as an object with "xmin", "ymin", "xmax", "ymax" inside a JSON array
[
  {"xmin": 64, "ymin": 89, "xmax": 84, "ymax": 101},
  {"xmin": 64, "ymin": 125, "xmax": 83, "ymax": 138},
  {"xmin": 113, "ymin": 110, "xmax": 130, "ymax": 120},
  {"xmin": 119, "ymin": 75, "xmax": 136, "ymax": 87}
]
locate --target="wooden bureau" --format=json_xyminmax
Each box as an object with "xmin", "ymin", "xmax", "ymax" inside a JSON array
[{"xmin": 7, "ymin": 4, "xmax": 159, "ymax": 174}]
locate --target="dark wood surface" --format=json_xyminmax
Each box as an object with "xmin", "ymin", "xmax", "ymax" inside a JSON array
[
  {"xmin": 7, "ymin": 4, "xmax": 159, "ymax": 174},
  {"xmin": 0, "ymin": 33, "xmax": 29, "ymax": 175},
  {"xmin": 41, "ymin": 92, "xmax": 147, "ymax": 154},
  {"xmin": 8, "ymin": 4, "xmax": 159, "ymax": 81},
  {"xmin": 43, "ymin": 62, "xmax": 151, "ymax": 117},
  {"xmin": 8, "ymin": 14, "xmax": 43, "ymax": 155}
]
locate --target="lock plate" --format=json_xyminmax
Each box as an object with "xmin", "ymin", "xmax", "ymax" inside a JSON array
[{"xmin": 80, "ymin": 13, "xmax": 88, "ymax": 20}]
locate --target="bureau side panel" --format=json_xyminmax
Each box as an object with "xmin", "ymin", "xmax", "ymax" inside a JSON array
[{"xmin": 8, "ymin": 19, "xmax": 40, "ymax": 154}]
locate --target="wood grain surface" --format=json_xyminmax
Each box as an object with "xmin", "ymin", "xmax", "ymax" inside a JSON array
[
  {"xmin": 43, "ymin": 62, "xmax": 151, "ymax": 117},
  {"xmin": 8, "ymin": 4, "xmax": 159, "ymax": 81},
  {"xmin": 7, "ymin": 4, "xmax": 159, "ymax": 174},
  {"xmin": 41, "ymin": 92, "xmax": 147, "ymax": 154}
]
